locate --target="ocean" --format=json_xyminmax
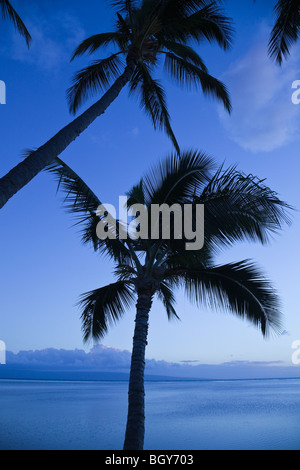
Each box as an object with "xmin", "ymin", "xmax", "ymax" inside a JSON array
[{"xmin": 0, "ymin": 378, "xmax": 299, "ymax": 450}]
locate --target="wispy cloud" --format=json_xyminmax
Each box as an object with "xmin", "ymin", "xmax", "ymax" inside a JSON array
[
  {"xmin": 2, "ymin": 11, "xmax": 85, "ymax": 73},
  {"xmin": 219, "ymin": 24, "xmax": 300, "ymax": 152},
  {"xmin": 130, "ymin": 127, "xmax": 140, "ymax": 137}
]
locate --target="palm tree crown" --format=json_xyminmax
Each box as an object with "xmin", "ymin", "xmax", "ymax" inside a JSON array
[
  {"xmin": 48, "ymin": 150, "xmax": 290, "ymax": 339},
  {"xmin": 68, "ymin": 0, "xmax": 233, "ymax": 151},
  {"xmin": 0, "ymin": 0, "xmax": 31, "ymax": 46},
  {"xmin": 47, "ymin": 150, "xmax": 291, "ymax": 449}
]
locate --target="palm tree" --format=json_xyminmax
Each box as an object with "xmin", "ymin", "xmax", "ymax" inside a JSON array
[
  {"xmin": 0, "ymin": 0, "xmax": 31, "ymax": 46},
  {"xmin": 269, "ymin": 0, "xmax": 300, "ymax": 64},
  {"xmin": 47, "ymin": 149, "xmax": 291, "ymax": 450},
  {"xmin": 0, "ymin": 0, "xmax": 233, "ymax": 210}
]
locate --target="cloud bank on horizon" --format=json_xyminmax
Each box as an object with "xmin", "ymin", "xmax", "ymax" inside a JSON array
[{"xmin": 2, "ymin": 344, "xmax": 299, "ymax": 380}]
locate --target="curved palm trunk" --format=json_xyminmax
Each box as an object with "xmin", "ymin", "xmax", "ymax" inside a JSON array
[
  {"xmin": 0, "ymin": 59, "xmax": 136, "ymax": 210},
  {"xmin": 123, "ymin": 291, "xmax": 153, "ymax": 451}
]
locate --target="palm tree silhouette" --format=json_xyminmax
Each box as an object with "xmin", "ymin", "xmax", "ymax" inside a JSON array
[
  {"xmin": 0, "ymin": 0, "xmax": 232, "ymax": 209},
  {"xmin": 68, "ymin": 0, "xmax": 232, "ymax": 151},
  {"xmin": 0, "ymin": 0, "xmax": 31, "ymax": 46},
  {"xmin": 269, "ymin": 0, "xmax": 300, "ymax": 64},
  {"xmin": 48, "ymin": 149, "xmax": 291, "ymax": 450}
]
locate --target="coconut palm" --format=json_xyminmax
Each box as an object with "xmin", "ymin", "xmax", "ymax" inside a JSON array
[
  {"xmin": 47, "ymin": 149, "xmax": 291, "ymax": 450},
  {"xmin": 269, "ymin": 0, "xmax": 300, "ymax": 64},
  {"xmin": 1, "ymin": 0, "xmax": 31, "ymax": 46},
  {"xmin": 0, "ymin": 0, "xmax": 233, "ymax": 209}
]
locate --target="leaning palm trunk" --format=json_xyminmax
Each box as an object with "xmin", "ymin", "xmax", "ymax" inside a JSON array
[
  {"xmin": 123, "ymin": 291, "xmax": 153, "ymax": 451},
  {"xmin": 0, "ymin": 58, "xmax": 135, "ymax": 210}
]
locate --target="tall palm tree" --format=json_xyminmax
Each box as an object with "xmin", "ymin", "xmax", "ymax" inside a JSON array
[
  {"xmin": 47, "ymin": 149, "xmax": 291, "ymax": 450},
  {"xmin": 0, "ymin": 0, "xmax": 232, "ymax": 210},
  {"xmin": 0, "ymin": 0, "xmax": 31, "ymax": 46},
  {"xmin": 269, "ymin": 0, "xmax": 300, "ymax": 64}
]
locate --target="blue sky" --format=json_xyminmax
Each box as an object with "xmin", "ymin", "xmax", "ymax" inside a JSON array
[{"xmin": 0, "ymin": 0, "xmax": 300, "ymax": 378}]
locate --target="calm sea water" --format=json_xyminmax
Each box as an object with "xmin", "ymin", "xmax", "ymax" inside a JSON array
[{"xmin": 0, "ymin": 378, "xmax": 299, "ymax": 450}]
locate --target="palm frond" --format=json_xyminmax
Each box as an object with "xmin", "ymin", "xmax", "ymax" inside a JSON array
[
  {"xmin": 67, "ymin": 53, "xmax": 124, "ymax": 114},
  {"xmin": 143, "ymin": 149, "xmax": 214, "ymax": 207},
  {"xmin": 157, "ymin": 281, "xmax": 180, "ymax": 320},
  {"xmin": 180, "ymin": 260, "xmax": 283, "ymax": 337},
  {"xmin": 46, "ymin": 158, "xmax": 132, "ymax": 263},
  {"xmin": 269, "ymin": 0, "xmax": 300, "ymax": 65},
  {"xmin": 126, "ymin": 179, "xmax": 145, "ymax": 207},
  {"xmin": 199, "ymin": 166, "xmax": 292, "ymax": 251},
  {"xmin": 46, "ymin": 157, "xmax": 101, "ymax": 215},
  {"xmin": 46, "ymin": 157, "xmax": 101, "ymax": 248},
  {"xmin": 179, "ymin": 4, "xmax": 233, "ymax": 50},
  {"xmin": 160, "ymin": 40, "xmax": 208, "ymax": 72},
  {"xmin": 156, "ymin": 1, "xmax": 233, "ymax": 49},
  {"xmin": 0, "ymin": 0, "xmax": 31, "ymax": 46},
  {"xmin": 114, "ymin": 263, "xmax": 137, "ymax": 280},
  {"xmin": 81, "ymin": 213, "xmax": 132, "ymax": 263},
  {"xmin": 71, "ymin": 32, "xmax": 128, "ymax": 61},
  {"xmin": 129, "ymin": 63, "xmax": 180, "ymax": 152},
  {"xmin": 162, "ymin": 247, "xmax": 213, "ymax": 272},
  {"xmin": 156, "ymin": 0, "xmax": 225, "ymax": 20},
  {"xmin": 79, "ymin": 281, "xmax": 136, "ymax": 342},
  {"xmin": 110, "ymin": 0, "xmax": 139, "ymax": 14},
  {"xmin": 116, "ymin": 11, "xmax": 134, "ymax": 38},
  {"xmin": 164, "ymin": 53, "xmax": 231, "ymax": 113}
]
